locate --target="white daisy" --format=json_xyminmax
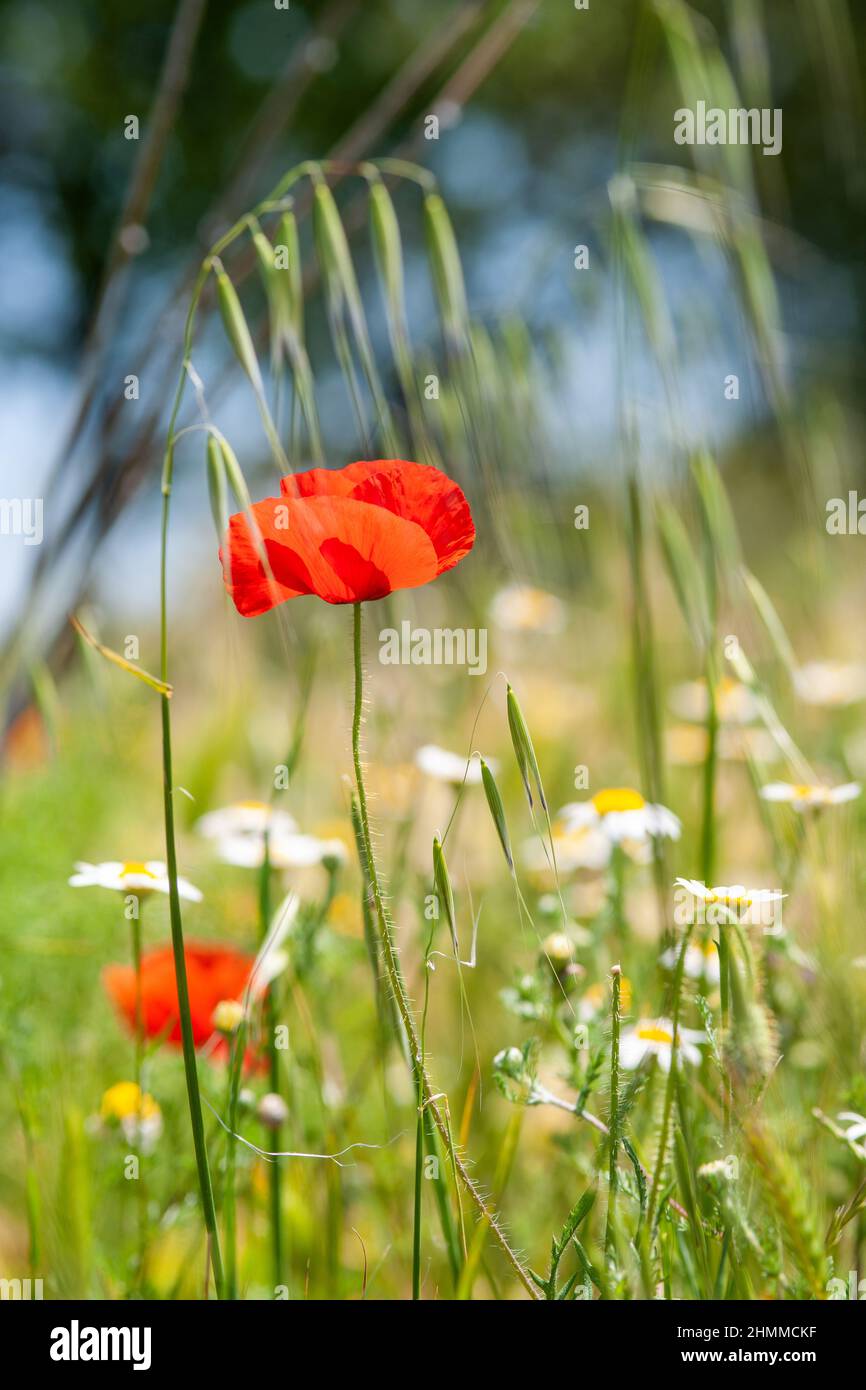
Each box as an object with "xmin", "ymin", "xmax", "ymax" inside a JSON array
[
  {"xmin": 760, "ymin": 781, "xmax": 861, "ymax": 810},
  {"xmin": 619, "ymin": 1019, "xmax": 706, "ymax": 1072},
  {"xmin": 559, "ymin": 787, "xmax": 681, "ymax": 844},
  {"xmin": 674, "ymin": 877, "xmax": 785, "ymax": 927},
  {"xmin": 216, "ymin": 832, "xmax": 347, "ymax": 871},
  {"xmin": 196, "ymin": 800, "xmax": 298, "ymax": 839},
  {"xmin": 522, "ymin": 823, "xmax": 612, "ymax": 874},
  {"xmin": 415, "ymin": 745, "xmax": 491, "ymax": 785},
  {"xmin": 490, "ymin": 583, "xmax": 566, "ymax": 635},
  {"xmin": 660, "ymin": 937, "xmax": 721, "ymax": 984},
  {"xmin": 69, "ymin": 860, "xmax": 202, "ymax": 902},
  {"xmin": 837, "ymin": 1112, "xmax": 866, "ymax": 1143},
  {"xmin": 794, "ymin": 662, "xmax": 866, "ymax": 708},
  {"xmin": 668, "ymin": 676, "xmax": 760, "ymax": 725}
]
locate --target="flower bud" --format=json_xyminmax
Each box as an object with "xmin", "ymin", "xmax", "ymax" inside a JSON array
[
  {"xmin": 542, "ymin": 932, "xmax": 573, "ymax": 971},
  {"xmin": 212, "ymin": 999, "xmax": 245, "ymax": 1034},
  {"xmin": 493, "ymin": 1046, "xmax": 525, "ymax": 1081},
  {"xmin": 257, "ymin": 1092, "xmax": 289, "ymax": 1129}
]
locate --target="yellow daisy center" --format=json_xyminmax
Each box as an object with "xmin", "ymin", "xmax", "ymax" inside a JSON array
[
  {"xmin": 523, "ymin": 589, "xmax": 556, "ymax": 619},
  {"xmin": 120, "ymin": 861, "xmax": 157, "ymax": 878},
  {"xmin": 236, "ymin": 799, "xmax": 268, "ymax": 809},
  {"xmin": 706, "ymin": 890, "xmax": 752, "ymax": 907},
  {"xmin": 637, "ymin": 1025, "xmax": 673, "ymax": 1045},
  {"xmin": 592, "ymin": 787, "xmax": 645, "ymax": 815}
]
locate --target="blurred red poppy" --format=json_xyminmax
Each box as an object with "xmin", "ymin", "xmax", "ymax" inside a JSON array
[
  {"xmin": 221, "ymin": 458, "xmax": 475, "ymax": 616},
  {"xmin": 103, "ymin": 943, "xmax": 255, "ymax": 1051}
]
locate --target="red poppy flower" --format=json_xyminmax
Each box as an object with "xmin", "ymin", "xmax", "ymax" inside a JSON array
[
  {"xmin": 220, "ymin": 458, "xmax": 475, "ymax": 616},
  {"xmin": 103, "ymin": 943, "xmax": 256, "ymax": 1050}
]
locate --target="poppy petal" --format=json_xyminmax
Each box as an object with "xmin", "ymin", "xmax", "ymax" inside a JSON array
[
  {"xmin": 103, "ymin": 944, "xmax": 257, "ymax": 1050},
  {"xmin": 222, "ymin": 494, "xmax": 439, "ymax": 614},
  {"xmin": 280, "ymin": 459, "xmax": 475, "ymax": 574},
  {"xmin": 279, "ymin": 459, "xmax": 400, "ymax": 500}
]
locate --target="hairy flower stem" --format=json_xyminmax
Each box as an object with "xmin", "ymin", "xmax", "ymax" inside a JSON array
[
  {"xmin": 350, "ymin": 603, "xmax": 539, "ymax": 1300},
  {"xmin": 159, "ymin": 490, "xmax": 224, "ymax": 1298}
]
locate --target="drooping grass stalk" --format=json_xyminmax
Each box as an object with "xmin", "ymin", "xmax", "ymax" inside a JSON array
[
  {"xmin": 605, "ymin": 966, "xmax": 622, "ymax": 1256},
  {"xmin": 258, "ymin": 832, "xmax": 283, "ymax": 1290},
  {"xmin": 350, "ymin": 602, "xmax": 539, "ymax": 1299},
  {"xmin": 159, "ymin": 478, "xmax": 223, "ymax": 1298}
]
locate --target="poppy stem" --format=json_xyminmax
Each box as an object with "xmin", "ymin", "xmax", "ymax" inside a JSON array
[
  {"xmin": 159, "ymin": 490, "xmax": 224, "ymax": 1298},
  {"xmin": 350, "ymin": 603, "xmax": 540, "ymax": 1300}
]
